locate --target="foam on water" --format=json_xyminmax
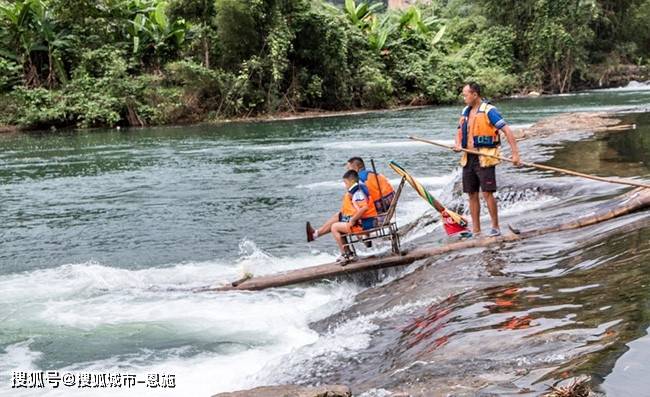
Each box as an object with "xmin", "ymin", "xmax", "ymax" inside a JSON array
[
  {"xmin": 295, "ymin": 180, "xmax": 345, "ymax": 190},
  {"xmin": 296, "ymin": 173, "xmax": 456, "ymax": 191},
  {"xmin": 0, "ymin": 341, "xmax": 42, "ymax": 373},
  {"xmin": 251, "ymin": 298, "xmax": 434, "ymax": 386},
  {"xmin": 590, "ymin": 80, "xmax": 650, "ymax": 92},
  {"xmin": 0, "ymin": 243, "xmax": 361, "ymax": 396}
]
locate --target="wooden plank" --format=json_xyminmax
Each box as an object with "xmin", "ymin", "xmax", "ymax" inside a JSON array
[
  {"xmin": 382, "ymin": 177, "xmax": 405, "ymax": 227},
  {"xmin": 205, "ymin": 188, "xmax": 650, "ymax": 292}
]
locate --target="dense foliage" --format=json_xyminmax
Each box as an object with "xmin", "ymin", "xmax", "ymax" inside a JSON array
[{"xmin": 0, "ymin": 0, "xmax": 648, "ymax": 129}]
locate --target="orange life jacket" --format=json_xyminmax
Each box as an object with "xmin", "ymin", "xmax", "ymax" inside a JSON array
[
  {"xmin": 358, "ymin": 170, "xmax": 395, "ymax": 213},
  {"xmin": 457, "ymin": 101, "xmax": 500, "ymax": 149},
  {"xmin": 340, "ymin": 183, "xmax": 377, "ymax": 220}
]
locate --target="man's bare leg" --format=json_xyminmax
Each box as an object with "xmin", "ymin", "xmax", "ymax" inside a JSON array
[
  {"xmin": 482, "ymin": 191, "xmax": 499, "ymax": 230},
  {"xmin": 331, "ymin": 222, "xmax": 351, "ymax": 255},
  {"xmin": 315, "ymin": 212, "xmax": 340, "ymax": 238},
  {"xmin": 468, "ymin": 192, "xmax": 481, "ymax": 233}
]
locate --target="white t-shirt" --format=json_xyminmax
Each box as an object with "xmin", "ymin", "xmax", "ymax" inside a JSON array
[{"xmin": 351, "ymin": 189, "xmax": 368, "ymax": 209}]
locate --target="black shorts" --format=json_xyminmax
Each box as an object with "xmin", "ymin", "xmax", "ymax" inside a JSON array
[{"xmin": 462, "ymin": 154, "xmax": 497, "ymax": 193}]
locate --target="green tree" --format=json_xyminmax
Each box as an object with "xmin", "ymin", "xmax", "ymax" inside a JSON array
[
  {"xmin": 128, "ymin": 1, "xmax": 187, "ymax": 72},
  {"xmin": 0, "ymin": 0, "xmax": 71, "ymax": 87},
  {"xmin": 524, "ymin": 0, "xmax": 597, "ymax": 92},
  {"xmin": 479, "ymin": 0, "xmax": 599, "ymax": 92},
  {"xmin": 215, "ymin": 0, "xmax": 263, "ymax": 70},
  {"xmin": 288, "ymin": 6, "xmax": 354, "ymax": 109},
  {"xmin": 367, "ymin": 14, "xmax": 393, "ymax": 53},
  {"xmin": 343, "ymin": 0, "xmax": 381, "ymax": 30},
  {"xmin": 168, "ymin": 0, "xmax": 217, "ymax": 67}
]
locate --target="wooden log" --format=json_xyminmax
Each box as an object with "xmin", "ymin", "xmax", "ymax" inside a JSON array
[{"xmin": 206, "ymin": 188, "xmax": 650, "ymax": 292}]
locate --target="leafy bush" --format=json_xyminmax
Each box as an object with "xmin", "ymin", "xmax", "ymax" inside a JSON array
[
  {"xmin": 7, "ymin": 54, "xmax": 164, "ymax": 129},
  {"xmin": 0, "ymin": 57, "xmax": 21, "ymax": 92},
  {"xmin": 425, "ymin": 54, "xmax": 475, "ymax": 103},
  {"xmin": 74, "ymin": 46, "xmax": 130, "ymax": 79},
  {"xmin": 8, "ymin": 87, "xmax": 70, "ymax": 128},
  {"xmin": 470, "ymin": 66, "xmax": 518, "ymax": 98},
  {"xmin": 466, "ymin": 26, "xmax": 516, "ymax": 72},
  {"xmin": 127, "ymin": 1, "xmax": 188, "ymax": 71},
  {"xmin": 215, "ymin": 0, "xmax": 263, "ymax": 71},
  {"xmin": 355, "ymin": 59, "xmax": 394, "ymax": 108},
  {"xmin": 384, "ymin": 44, "xmax": 432, "ymax": 101},
  {"xmin": 290, "ymin": 8, "xmax": 354, "ymax": 109},
  {"xmin": 165, "ymin": 59, "xmax": 249, "ymax": 118},
  {"xmin": 165, "ymin": 60, "xmax": 223, "ymax": 94}
]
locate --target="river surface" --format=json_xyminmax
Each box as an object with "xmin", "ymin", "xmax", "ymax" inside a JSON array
[{"xmin": 0, "ymin": 83, "xmax": 649, "ymax": 396}]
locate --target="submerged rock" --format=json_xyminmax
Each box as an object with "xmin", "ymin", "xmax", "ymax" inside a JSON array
[
  {"xmin": 212, "ymin": 384, "xmax": 352, "ymax": 397},
  {"xmin": 514, "ymin": 111, "xmax": 629, "ymax": 141}
]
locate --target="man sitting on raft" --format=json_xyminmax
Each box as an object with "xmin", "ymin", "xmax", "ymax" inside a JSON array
[
  {"xmin": 346, "ymin": 157, "xmax": 395, "ymax": 215},
  {"xmin": 306, "ymin": 170, "xmax": 378, "ymax": 264}
]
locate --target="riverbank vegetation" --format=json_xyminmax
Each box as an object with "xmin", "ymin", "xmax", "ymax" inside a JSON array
[{"xmin": 0, "ymin": 0, "xmax": 648, "ymax": 129}]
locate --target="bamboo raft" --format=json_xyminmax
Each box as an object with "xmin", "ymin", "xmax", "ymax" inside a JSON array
[{"xmin": 206, "ymin": 187, "xmax": 650, "ymax": 292}]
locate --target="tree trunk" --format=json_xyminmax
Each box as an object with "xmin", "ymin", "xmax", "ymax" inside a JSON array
[
  {"xmin": 24, "ymin": 57, "xmax": 40, "ymax": 88},
  {"xmin": 126, "ymin": 103, "xmax": 145, "ymax": 127},
  {"xmin": 46, "ymin": 47, "xmax": 56, "ymax": 89},
  {"xmin": 203, "ymin": 37, "xmax": 210, "ymax": 69}
]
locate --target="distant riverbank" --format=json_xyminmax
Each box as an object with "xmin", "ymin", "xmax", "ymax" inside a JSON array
[{"xmin": 2, "ymin": 78, "xmax": 648, "ymax": 135}]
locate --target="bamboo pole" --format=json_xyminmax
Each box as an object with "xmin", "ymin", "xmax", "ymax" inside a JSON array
[{"xmin": 408, "ymin": 135, "xmax": 650, "ymax": 190}]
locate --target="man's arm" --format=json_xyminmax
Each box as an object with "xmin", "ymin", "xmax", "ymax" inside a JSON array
[
  {"xmin": 349, "ymin": 204, "xmax": 368, "ymax": 226},
  {"xmin": 454, "ymin": 129, "xmax": 462, "ymax": 152},
  {"xmin": 500, "ymin": 124, "xmax": 521, "ymax": 166},
  {"xmin": 487, "ymin": 107, "xmax": 521, "ymax": 166}
]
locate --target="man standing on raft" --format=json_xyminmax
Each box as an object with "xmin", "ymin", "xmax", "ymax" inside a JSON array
[{"xmin": 454, "ymin": 82, "xmax": 521, "ymax": 237}]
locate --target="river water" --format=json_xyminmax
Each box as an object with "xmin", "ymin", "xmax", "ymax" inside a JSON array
[{"xmin": 0, "ymin": 84, "xmax": 649, "ymax": 396}]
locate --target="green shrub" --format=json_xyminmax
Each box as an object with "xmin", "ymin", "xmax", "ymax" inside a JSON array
[
  {"xmin": 466, "ymin": 26, "xmax": 516, "ymax": 72},
  {"xmin": 215, "ymin": 0, "xmax": 263, "ymax": 71},
  {"xmin": 425, "ymin": 54, "xmax": 475, "ymax": 103},
  {"xmin": 355, "ymin": 60, "xmax": 394, "ymax": 108},
  {"xmin": 8, "ymin": 87, "xmax": 69, "ymax": 128},
  {"xmin": 0, "ymin": 58, "xmax": 21, "ymax": 92},
  {"xmin": 384, "ymin": 44, "xmax": 432, "ymax": 101},
  {"xmin": 7, "ymin": 74, "xmax": 167, "ymax": 129},
  {"xmin": 165, "ymin": 60, "xmax": 222, "ymax": 93},
  {"xmin": 73, "ymin": 46, "xmax": 130, "ymax": 79},
  {"xmin": 469, "ymin": 66, "xmax": 518, "ymax": 98},
  {"xmin": 290, "ymin": 9, "xmax": 354, "ymax": 109}
]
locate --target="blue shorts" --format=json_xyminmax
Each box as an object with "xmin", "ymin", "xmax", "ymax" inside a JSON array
[{"xmin": 338, "ymin": 213, "xmax": 377, "ymax": 231}]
